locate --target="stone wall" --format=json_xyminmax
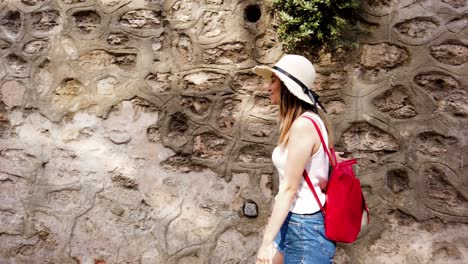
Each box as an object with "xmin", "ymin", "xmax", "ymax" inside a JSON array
[
  {"xmin": 0, "ymin": 0, "xmax": 467, "ymax": 263},
  {"xmin": 334, "ymin": 0, "xmax": 468, "ymax": 263}
]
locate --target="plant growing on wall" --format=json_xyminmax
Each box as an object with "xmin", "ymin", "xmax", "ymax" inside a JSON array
[{"xmin": 270, "ymin": 0, "xmax": 365, "ymax": 56}]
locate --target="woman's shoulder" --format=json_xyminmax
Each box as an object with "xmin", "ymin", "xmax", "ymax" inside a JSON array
[{"xmin": 291, "ymin": 113, "xmax": 318, "ymax": 134}]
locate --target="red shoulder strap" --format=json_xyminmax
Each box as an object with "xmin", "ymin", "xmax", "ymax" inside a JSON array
[
  {"xmin": 303, "ymin": 170, "xmax": 325, "ymax": 213},
  {"xmin": 301, "ymin": 115, "xmax": 336, "ymax": 166},
  {"xmin": 301, "ymin": 115, "xmax": 336, "ymax": 214}
]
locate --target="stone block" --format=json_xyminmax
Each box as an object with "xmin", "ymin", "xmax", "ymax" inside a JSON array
[
  {"xmin": 30, "ymin": 10, "xmax": 61, "ymax": 34},
  {"xmin": 23, "ymin": 40, "xmax": 49, "ymax": 55},
  {"xmin": 1, "ymin": 80, "xmax": 26, "ymax": 109},
  {"xmin": 180, "ymin": 96, "xmax": 212, "ymax": 116},
  {"xmin": 342, "ymin": 122, "xmax": 399, "ymax": 152},
  {"xmin": 193, "ymin": 132, "xmax": 227, "ymax": 160},
  {"xmin": 5, "ymin": 54, "xmax": 29, "ymax": 77},
  {"xmin": 430, "ymin": 42, "xmax": 468, "ymax": 66},
  {"xmin": 416, "ymin": 131, "xmax": 457, "ymax": 157},
  {"xmin": 0, "ymin": 9, "xmax": 22, "ymax": 39},
  {"xmin": 360, "ymin": 43, "xmax": 409, "ymax": 71},
  {"xmin": 71, "ymin": 10, "xmax": 101, "ymax": 34},
  {"xmin": 119, "ymin": 9, "xmax": 161, "ymax": 29},
  {"xmin": 373, "ymin": 85, "xmax": 417, "ymax": 119}
]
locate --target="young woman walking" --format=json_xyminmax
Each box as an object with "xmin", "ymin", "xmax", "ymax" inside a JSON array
[{"xmin": 253, "ymin": 54, "xmax": 336, "ymax": 264}]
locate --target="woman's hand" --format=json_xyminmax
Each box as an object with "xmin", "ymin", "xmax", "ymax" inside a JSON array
[
  {"xmin": 335, "ymin": 151, "xmax": 348, "ymax": 163},
  {"xmin": 256, "ymin": 241, "xmax": 275, "ymax": 264}
]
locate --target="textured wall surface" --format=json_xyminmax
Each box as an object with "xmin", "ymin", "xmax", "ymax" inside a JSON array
[{"xmin": 0, "ymin": 0, "xmax": 467, "ymax": 263}]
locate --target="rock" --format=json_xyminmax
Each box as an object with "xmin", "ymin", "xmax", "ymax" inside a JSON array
[
  {"xmin": 252, "ymin": 95, "xmax": 279, "ymax": 118},
  {"xmin": 21, "ymin": 0, "xmax": 47, "ymax": 6},
  {"xmin": 446, "ymin": 16, "xmax": 467, "ymax": 33},
  {"xmin": 61, "ymin": 0, "xmax": 87, "ymax": 3},
  {"xmin": 325, "ymin": 100, "xmax": 346, "ymax": 115},
  {"xmin": 119, "ymin": 10, "xmax": 161, "ymax": 29},
  {"xmin": 145, "ymin": 73, "xmax": 171, "ymax": 93},
  {"xmin": 201, "ymin": 11, "xmax": 226, "ymax": 38},
  {"xmin": 426, "ymin": 166, "xmax": 466, "ymax": 210},
  {"xmin": 110, "ymin": 205, "xmax": 125, "ymax": 216},
  {"xmin": 107, "ymin": 131, "xmax": 131, "ymax": 144},
  {"xmin": 47, "ymin": 189, "xmax": 82, "ymax": 214},
  {"xmin": 246, "ymin": 118, "xmax": 275, "ymax": 138},
  {"xmin": 243, "ymin": 201, "xmax": 258, "ymax": 217},
  {"xmin": 315, "ymin": 71, "xmax": 348, "ymax": 91},
  {"xmin": 342, "ymin": 122, "xmax": 399, "ymax": 152},
  {"xmin": 165, "ymin": 112, "xmax": 189, "ymax": 146},
  {"xmin": 1, "ymin": 80, "xmax": 26, "ymax": 108},
  {"xmin": 386, "ymin": 169, "xmax": 409, "ymax": 194},
  {"xmin": 441, "ymin": 0, "xmax": 465, "ymax": 8},
  {"xmin": 107, "ymin": 32, "xmax": 129, "ymax": 46},
  {"xmin": 237, "ymin": 144, "xmax": 271, "ymax": 163},
  {"xmin": 210, "ymin": 228, "xmax": 259, "ymax": 264},
  {"xmin": 373, "ymin": 85, "xmax": 417, "ymax": 119},
  {"xmin": 193, "ymin": 133, "xmax": 226, "ymax": 160},
  {"xmin": 183, "ymin": 71, "xmax": 226, "ymax": 91},
  {"xmin": 216, "ymin": 97, "xmax": 241, "ymax": 133},
  {"xmin": 96, "ymin": 76, "xmax": 118, "ymax": 95},
  {"xmin": 111, "ymin": 173, "xmax": 138, "ymax": 189},
  {"xmin": 0, "ymin": 209, "xmax": 24, "ymax": 235},
  {"xmin": 430, "ymin": 42, "xmax": 468, "ymax": 66},
  {"xmin": 0, "ymin": 10, "xmax": 22, "ymax": 38},
  {"xmin": 438, "ymin": 91, "xmax": 468, "ymax": 117},
  {"xmin": 160, "ymin": 155, "xmax": 206, "ymax": 173},
  {"xmin": 393, "ymin": 17, "xmax": 439, "ymax": 39},
  {"xmin": 430, "ymin": 241, "xmax": 462, "ymax": 263},
  {"xmin": 23, "ymin": 40, "xmax": 49, "ymax": 54},
  {"xmin": 416, "ymin": 131, "xmax": 457, "ymax": 157},
  {"xmin": 78, "ymin": 50, "xmax": 137, "ymax": 71},
  {"xmin": 71, "ymin": 10, "xmax": 101, "ymax": 34},
  {"xmin": 180, "ymin": 96, "xmax": 212, "ymax": 115},
  {"xmin": 31, "ymin": 10, "xmax": 60, "ymax": 33},
  {"xmin": 32, "ymin": 59, "xmax": 52, "ymax": 95},
  {"xmin": 5, "ymin": 54, "xmax": 29, "ymax": 77},
  {"xmin": 0, "ymin": 39, "xmax": 11, "ymax": 54},
  {"xmin": 203, "ymin": 42, "xmax": 249, "ymax": 64},
  {"xmin": 146, "ymin": 125, "xmax": 160, "ymax": 143},
  {"xmin": 414, "ymin": 71, "xmax": 459, "ymax": 93},
  {"xmin": 231, "ymin": 72, "xmax": 263, "ymax": 94},
  {"xmin": 360, "ymin": 43, "xmax": 409, "ymax": 70},
  {"xmin": 101, "ymin": 0, "xmax": 120, "ymax": 6}
]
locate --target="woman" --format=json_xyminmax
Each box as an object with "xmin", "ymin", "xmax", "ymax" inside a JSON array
[{"xmin": 253, "ymin": 54, "xmax": 336, "ymax": 264}]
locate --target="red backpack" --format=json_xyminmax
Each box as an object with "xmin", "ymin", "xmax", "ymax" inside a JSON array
[{"xmin": 302, "ymin": 116, "xmax": 369, "ymax": 243}]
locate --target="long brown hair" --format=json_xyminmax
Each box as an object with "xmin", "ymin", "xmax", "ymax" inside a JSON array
[{"xmin": 278, "ymin": 82, "xmax": 334, "ymax": 147}]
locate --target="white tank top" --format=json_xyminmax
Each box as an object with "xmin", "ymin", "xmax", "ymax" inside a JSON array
[{"xmin": 272, "ymin": 111, "xmax": 330, "ymax": 214}]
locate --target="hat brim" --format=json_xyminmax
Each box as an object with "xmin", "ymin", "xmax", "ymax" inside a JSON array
[{"xmin": 252, "ymin": 65, "xmax": 315, "ymax": 106}]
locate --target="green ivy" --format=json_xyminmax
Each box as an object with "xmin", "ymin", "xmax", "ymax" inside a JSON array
[{"xmin": 271, "ymin": 0, "xmax": 365, "ymax": 56}]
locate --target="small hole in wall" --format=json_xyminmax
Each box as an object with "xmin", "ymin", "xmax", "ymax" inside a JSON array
[{"xmin": 244, "ymin": 4, "xmax": 261, "ymax": 23}]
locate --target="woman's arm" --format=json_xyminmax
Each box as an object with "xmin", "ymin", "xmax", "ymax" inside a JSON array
[{"xmin": 256, "ymin": 117, "xmax": 319, "ymax": 264}]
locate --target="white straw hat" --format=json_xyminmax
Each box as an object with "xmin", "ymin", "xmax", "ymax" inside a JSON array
[{"xmin": 252, "ymin": 54, "xmax": 326, "ymax": 112}]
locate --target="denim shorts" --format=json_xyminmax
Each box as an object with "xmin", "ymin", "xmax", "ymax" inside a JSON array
[{"xmin": 274, "ymin": 211, "xmax": 336, "ymax": 264}]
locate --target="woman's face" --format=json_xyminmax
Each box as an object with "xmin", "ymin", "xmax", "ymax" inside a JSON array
[{"xmin": 266, "ymin": 74, "xmax": 281, "ymax": 105}]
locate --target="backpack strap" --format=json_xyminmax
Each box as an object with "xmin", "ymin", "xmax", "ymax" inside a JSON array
[
  {"xmin": 301, "ymin": 115, "xmax": 334, "ymax": 214},
  {"xmin": 362, "ymin": 193, "xmax": 370, "ymax": 224},
  {"xmin": 301, "ymin": 115, "xmax": 336, "ymax": 166},
  {"xmin": 303, "ymin": 170, "xmax": 325, "ymax": 214}
]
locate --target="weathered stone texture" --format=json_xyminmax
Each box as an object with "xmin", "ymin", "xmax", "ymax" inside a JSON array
[
  {"xmin": 360, "ymin": 43, "xmax": 409, "ymax": 70},
  {"xmin": 430, "ymin": 42, "xmax": 468, "ymax": 66},
  {"xmin": 373, "ymin": 85, "xmax": 417, "ymax": 119},
  {"xmin": 0, "ymin": 0, "xmax": 467, "ymax": 263},
  {"xmin": 394, "ymin": 17, "xmax": 439, "ymax": 39}
]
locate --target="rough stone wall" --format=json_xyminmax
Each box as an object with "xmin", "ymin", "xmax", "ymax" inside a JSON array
[
  {"xmin": 333, "ymin": 0, "xmax": 468, "ymax": 263},
  {"xmin": 0, "ymin": 0, "xmax": 467, "ymax": 264},
  {"xmin": 0, "ymin": 0, "xmax": 279, "ymax": 263}
]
